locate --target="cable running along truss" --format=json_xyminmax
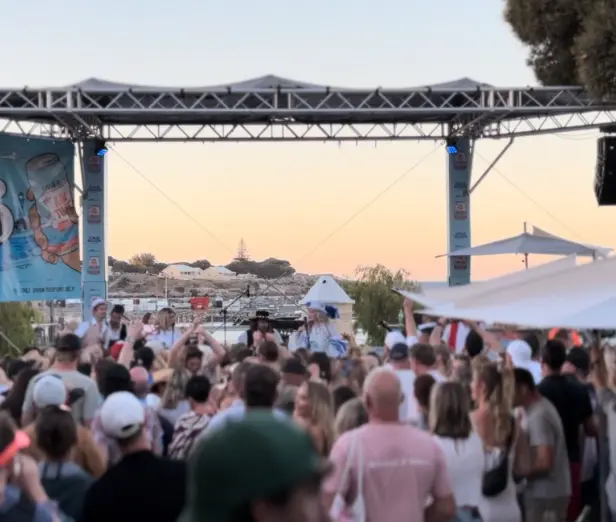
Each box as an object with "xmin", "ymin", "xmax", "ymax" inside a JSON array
[{"xmin": 0, "ymin": 75, "xmax": 615, "ymax": 142}]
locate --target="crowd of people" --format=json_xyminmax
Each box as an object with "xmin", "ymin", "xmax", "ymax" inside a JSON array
[{"xmin": 0, "ymin": 296, "xmax": 613, "ymax": 522}]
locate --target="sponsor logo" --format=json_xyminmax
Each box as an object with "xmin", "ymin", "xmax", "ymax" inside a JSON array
[
  {"xmin": 454, "ymin": 201, "xmax": 467, "ymax": 220},
  {"xmin": 87, "ymin": 155, "xmax": 102, "ymax": 172},
  {"xmin": 87, "ymin": 236, "xmax": 101, "ymax": 243},
  {"xmin": 454, "ymin": 181, "xmax": 469, "ymax": 196},
  {"xmin": 454, "ymin": 232, "xmax": 468, "ymax": 239},
  {"xmin": 454, "ymin": 152, "xmax": 468, "ymax": 170},
  {"xmin": 87, "ymin": 205, "xmax": 101, "ymax": 224},
  {"xmin": 87, "ymin": 185, "xmax": 102, "ymax": 192},
  {"xmin": 452, "ymin": 256, "xmax": 468, "ymax": 270},
  {"xmin": 87, "ymin": 256, "xmax": 101, "ymax": 275}
]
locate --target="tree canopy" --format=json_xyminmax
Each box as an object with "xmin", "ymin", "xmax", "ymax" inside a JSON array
[
  {"xmin": 0, "ymin": 303, "xmax": 38, "ymax": 355},
  {"xmin": 226, "ymin": 258, "xmax": 296, "ymax": 279},
  {"xmin": 504, "ymin": 0, "xmax": 616, "ymax": 98},
  {"xmin": 343, "ymin": 265, "xmax": 416, "ymax": 346},
  {"xmin": 109, "ymin": 254, "xmax": 294, "ymax": 279}
]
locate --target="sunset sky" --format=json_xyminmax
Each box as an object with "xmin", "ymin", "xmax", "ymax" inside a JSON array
[{"xmin": 3, "ymin": 0, "xmax": 615, "ymax": 281}]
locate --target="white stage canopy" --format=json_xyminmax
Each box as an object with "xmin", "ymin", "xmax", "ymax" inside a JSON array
[{"xmin": 437, "ymin": 226, "xmax": 611, "ymax": 259}]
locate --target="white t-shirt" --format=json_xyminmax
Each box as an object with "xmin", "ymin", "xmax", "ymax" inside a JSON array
[
  {"xmin": 147, "ymin": 328, "xmax": 179, "ymax": 349},
  {"xmin": 433, "ymin": 433, "xmax": 484, "ymax": 507},
  {"xmin": 393, "ymin": 369, "xmax": 416, "ymax": 422}
]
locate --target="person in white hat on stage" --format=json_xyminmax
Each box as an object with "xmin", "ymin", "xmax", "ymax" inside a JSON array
[
  {"xmin": 289, "ymin": 301, "xmax": 347, "ymax": 357},
  {"xmin": 74, "ymin": 298, "xmax": 112, "ymax": 348}
]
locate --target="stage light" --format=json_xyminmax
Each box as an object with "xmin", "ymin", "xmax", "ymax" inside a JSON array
[
  {"xmin": 445, "ymin": 138, "xmax": 458, "ymax": 155},
  {"xmin": 94, "ymin": 138, "xmax": 108, "ymax": 157}
]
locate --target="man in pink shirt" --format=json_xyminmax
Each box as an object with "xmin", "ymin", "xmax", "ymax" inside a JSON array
[{"xmin": 323, "ymin": 367, "xmax": 455, "ymax": 522}]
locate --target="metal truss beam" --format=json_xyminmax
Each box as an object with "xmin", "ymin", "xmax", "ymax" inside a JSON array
[
  {"xmin": 0, "ymin": 113, "xmax": 613, "ymax": 142},
  {"xmin": 0, "ymin": 83, "xmax": 614, "ymax": 141}
]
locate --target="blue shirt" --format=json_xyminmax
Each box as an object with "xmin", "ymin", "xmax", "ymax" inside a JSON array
[{"xmin": 0, "ymin": 485, "xmax": 57, "ymax": 521}]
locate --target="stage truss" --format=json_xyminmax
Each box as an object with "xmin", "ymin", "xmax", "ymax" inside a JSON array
[{"xmin": 0, "ymin": 75, "xmax": 615, "ymax": 141}]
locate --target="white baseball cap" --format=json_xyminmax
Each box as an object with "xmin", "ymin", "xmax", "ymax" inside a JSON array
[
  {"xmin": 99, "ymin": 391, "xmax": 145, "ymax": 440},
  {"xmin": 506, "ymin": 340, "xmax": 532, "ymax": 370},
  {"xmin": 385, "ymin": 331, "xmax": 406, "ymax": 348},
  {"xmin": 33, "ymin": 375, "xmax": 67, "ymax": 408}
]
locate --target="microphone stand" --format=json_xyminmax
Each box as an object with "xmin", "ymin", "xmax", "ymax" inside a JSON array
[{"xmin": 222, "ymin": 285, "xmax": 250, "ymax": 346}]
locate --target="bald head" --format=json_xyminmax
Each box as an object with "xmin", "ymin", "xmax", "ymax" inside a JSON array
[
  {"xmin": 130, "ymin": 366, "xmax": 149, "ymax": 383},
  {"xmin": 363, "ymin": 367, "xmax": 402, "ymax": 413}
]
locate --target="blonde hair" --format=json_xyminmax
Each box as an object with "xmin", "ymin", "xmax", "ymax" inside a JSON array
[
  {"xmin": 161, "ymin": 368, "xmax": 189, "ymax": 410},
  {"xmin": 304, "ymin": 381, "xmax": 336, "ymax": 455},
  {"xmin": 474, "ymin": 362, "xmax": 514, "ymax": 445},
  {"xmin": 335, "ymin": 397, "xmax": 368, "ymax": 436},
  {"xmin": 603, "ymin": 344, "xmax": 616, "ymax": 388},
  {"xmin": 157, "ymin": 309, "xmax": 174, "ymax": 331},
  {"xmin": 429, "ymin": 381, "xmax": 472, "ymax": 439}
]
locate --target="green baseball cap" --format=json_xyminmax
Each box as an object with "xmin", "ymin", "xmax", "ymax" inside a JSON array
[{"xmin": 179, "ymin": 411, "xmax": 330, "ymax": 522}]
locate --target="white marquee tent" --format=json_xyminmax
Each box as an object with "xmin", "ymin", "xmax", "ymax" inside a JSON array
[
  {"xmin": 398, "ymin": 255, "xmax": 616, "ymax": 329},
  {"xmin": 411, "ymin": 256, "xmax": 578, "ymax": 308}
]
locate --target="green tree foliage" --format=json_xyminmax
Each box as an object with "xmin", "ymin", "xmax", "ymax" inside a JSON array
[
  {"xmin": 343, "ymin": 265, "xmax": 416, "ymax": 346},
  {"xmin": 504, "ymin": 0, "xmax": 616, "ymax": 98},
  {"xmin": 0, "ymin": 303, "xmax": 38, "ymax": 355},
  {"xmin": 128, "ymin": 253, "xmax": 157, "ymax": 269}
]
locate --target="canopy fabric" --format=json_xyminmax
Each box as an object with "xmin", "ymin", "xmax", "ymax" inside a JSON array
[
  {"xmin": 417, "ymin": 256, "xmax": 578, "ymax": 307},
  {"xmin": 409, "ymin": 255, "xmax": 616, "ymax": 329},
  {"xmin": 437, "ymin": 228, "xmax": 611, "ymax": 258},
  {"xmin": 531, "ymin": 226, "xmax": 612, "ymax": 257}
]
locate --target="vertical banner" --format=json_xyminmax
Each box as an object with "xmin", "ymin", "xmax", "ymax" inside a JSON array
[
  {"xmin": 0, "ymin": 134, "xmax": 80, "ymax": 302},
  {"xmin": 446, "ymin": 138, "xmax": 473, "ymax": 286},
  {"xmin": 81, "ymin": 140, "xmax": 108, "ymax": 320}
]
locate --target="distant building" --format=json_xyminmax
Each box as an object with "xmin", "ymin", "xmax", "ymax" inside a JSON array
[
  {"xmin": 202, "ymin": 266, "xmax": 236, "ymax": 279},
  {"xmin": 161, "ymin": 264, "xmax": 204, "ymax": 280}
]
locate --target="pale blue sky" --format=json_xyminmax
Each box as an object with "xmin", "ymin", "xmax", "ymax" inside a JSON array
[
  {"xmin": 3, "ymin": 0, "xmax": 532, "ymax": 87},
  {"xmin": 1, "ymin": 1, "xmax": 613, "ymax": 280}
]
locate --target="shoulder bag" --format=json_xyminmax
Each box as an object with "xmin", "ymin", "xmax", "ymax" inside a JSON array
[
  {"xmin": 481, "ymin": 417, "xmax": 515, "ymax": 497},
  {"xmin": 329, "ymin": 431, "xmax": 366, "ymax": 522}
]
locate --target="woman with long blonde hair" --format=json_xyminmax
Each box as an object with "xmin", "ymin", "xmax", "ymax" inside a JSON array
[
  {"xmin": 471, "ymin": 362, "xmax": 529, "ymax": 522},
  {"xmin": 159, "ymin": 368, "xmax": 191, "ymax": 426},
  {"xmin": 429, "ymin": 382, "xmax": 483, "ymax": 521},
  {"xmin": 148, "ymin": 307, "xmax": 178, "ymax": 349},
  {"xmin": 293, "ymin": 380, "xmax": 335, "ymax": 456}
]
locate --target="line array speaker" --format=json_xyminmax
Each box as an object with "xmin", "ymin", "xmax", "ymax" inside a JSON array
[{"xmin": 595, "ymin": 137, "xmax": 616, "ymax": 206}]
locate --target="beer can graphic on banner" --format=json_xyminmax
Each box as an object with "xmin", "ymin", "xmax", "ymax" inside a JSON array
[
  {"xmin": 25, "ymin": 153, "xmax": 79, "ymax": 256},
  {"xmin": 87, "ymin": 256, "xmax": 101, "ymax": 275},
  {"xmin": 87, "ymin": 204, "xmax": 101, "ymax": 224}
]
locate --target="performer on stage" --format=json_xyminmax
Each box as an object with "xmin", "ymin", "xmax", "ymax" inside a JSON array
[
  {"xmin": 237, "ymin": 310, "xmax": 283, "ymax": 347},
  {"xmin": 289, "ymin": 301, "xmax": 347, "ymax": 357}
]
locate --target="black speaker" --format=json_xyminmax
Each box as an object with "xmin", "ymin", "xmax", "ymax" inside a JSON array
[{"xmin": 595, "ymin": 137, "xmax": 616, "ymax": 205}]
